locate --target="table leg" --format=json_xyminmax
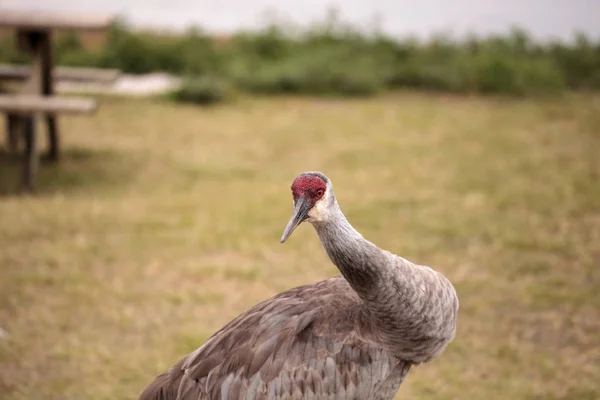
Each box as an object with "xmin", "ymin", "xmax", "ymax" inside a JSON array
[
  {"xmin": 16, "ymin": 30, "xmax": 47, "ymax": 192},
  {"xmin": 46, "ymin": 115, "xmax": 59, "ymax": 161},
  {"xmin": 5, "ymin": 113, "xmax": 20, "ymax": 151},
  {"xmin": 41, "ymin": 32, "xmax": 59, "ymax": 162},
  {"xmin": 20, "ymin": 115, "xmax": 37, "ymax": 193}
]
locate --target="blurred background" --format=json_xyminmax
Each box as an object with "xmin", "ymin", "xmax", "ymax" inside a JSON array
[{"xmin": 0, "ymin": 1, "xmax": 599, "ymax": 399}]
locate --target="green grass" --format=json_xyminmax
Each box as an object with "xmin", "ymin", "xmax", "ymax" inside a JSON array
[{"xmin": 0, "ymin": 92, "xmax": 599, "ymax": 399}]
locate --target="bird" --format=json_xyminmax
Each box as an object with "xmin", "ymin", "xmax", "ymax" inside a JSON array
[{"xmin": 138, "ymin": 171, "xmax": 459, "ymax": 400}]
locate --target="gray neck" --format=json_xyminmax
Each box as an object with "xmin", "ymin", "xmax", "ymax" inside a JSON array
[
  {"xmin": 312, "ymin": 203, "xmax": 392, "ymax": 301},
  {"xmin": 312, "ymin": 198, "xmax": 459, "ymax": 364}
]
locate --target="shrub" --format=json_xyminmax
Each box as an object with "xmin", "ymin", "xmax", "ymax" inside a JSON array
[
  {"xmin": 1, "ymin": 12, "xmax": 598, "ymax": 97},
  {"xmin": 169, "ymin": 76, "xmax": 230, "ymax": 105}
]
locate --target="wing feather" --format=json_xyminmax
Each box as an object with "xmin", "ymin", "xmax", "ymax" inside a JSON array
[{"xmin": 139, "ymin": 277, "xmax": 411, "ymax": 400}]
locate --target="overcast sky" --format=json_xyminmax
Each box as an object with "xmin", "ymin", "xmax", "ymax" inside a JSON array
[{"xmin": 2, "ymin": 0, "xmax": 599, "ymax": 41}]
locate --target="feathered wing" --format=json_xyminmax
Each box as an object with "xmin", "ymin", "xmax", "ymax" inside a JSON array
[{"xmin": 138, "ymin": 278, "xmax": 412, "ymax": 400}]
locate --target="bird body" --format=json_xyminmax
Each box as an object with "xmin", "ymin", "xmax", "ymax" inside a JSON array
[{"xmin": 139, "ymin": 172, "xmax": 459, "ymax": 400}]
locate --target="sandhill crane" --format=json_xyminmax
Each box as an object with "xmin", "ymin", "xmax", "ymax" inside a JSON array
[{"xmin": 138, "ymin": 171, "xmax": 459, "ymax": 400}]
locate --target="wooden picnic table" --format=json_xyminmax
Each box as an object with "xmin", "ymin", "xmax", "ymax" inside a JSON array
[{"xmin": 0, "ymin": 10, "xmax": 114, "ymax": 192}]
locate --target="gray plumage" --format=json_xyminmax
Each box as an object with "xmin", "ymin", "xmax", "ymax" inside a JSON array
[{"xmin": 139, "ymin": 171, "xmax": 459, "ymax": 400}]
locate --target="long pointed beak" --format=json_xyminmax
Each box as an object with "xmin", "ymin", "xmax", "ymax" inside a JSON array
[{"xmin": 280, "ymin": 196, "xmax": 311, "ymax": 243}]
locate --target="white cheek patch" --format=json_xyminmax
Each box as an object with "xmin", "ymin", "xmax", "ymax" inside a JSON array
[
  {"xmin": 307, "ymin": 190, "xmax": 330, "ymax": 221},
  {"xmin": 307, "ymin": 204, "xmax": 322, "ymax": 220}
]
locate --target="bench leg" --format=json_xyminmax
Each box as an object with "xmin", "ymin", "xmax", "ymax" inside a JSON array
[
  {"xmin": 20, "ymin": 116, "xmax": 37, "ymax": 194},
  {"xmin": 46, "ymin": 114, "xmax": 59, "ymax": 162}
]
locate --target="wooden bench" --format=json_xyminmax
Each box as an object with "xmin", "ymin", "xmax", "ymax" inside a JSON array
[
  {"xmin": 0, "ymin": 10, "xmax": 113, "ymax": 31},
  {"xmin": 0, "ymin": 94, "xmax": 97, "ymax": 192},
  {"xmin": 0, "ymin": 64, "xmax": 121, "ymax": 84},
  {"xmin": 0, "ymin": 95, "xmax": 97, "ymax": 114},
  {"xmin": 0, "ymin": 10, "xmax": 114, "ymax": 193}
]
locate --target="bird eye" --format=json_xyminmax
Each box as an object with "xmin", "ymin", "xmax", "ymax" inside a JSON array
[{"xmin": 316, "ymin": 189, "xmax": 324, "ymax": 197}]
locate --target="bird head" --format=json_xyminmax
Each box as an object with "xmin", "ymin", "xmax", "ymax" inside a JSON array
[{"xmin": 280, "ymin": 171, "xmax": 334, "ymax": 243}]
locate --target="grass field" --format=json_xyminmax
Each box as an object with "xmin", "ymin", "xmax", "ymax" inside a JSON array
[{"xmin": 0, "ymin": 92, "xmax": 599, "ymax": 400}]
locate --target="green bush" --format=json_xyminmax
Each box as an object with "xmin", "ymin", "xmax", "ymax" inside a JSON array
[
  {"xmin": 0, "ymin": 12, "xmax": 598, "ymax": 97},
  {"xmin": 94, "ymin": 21, "xmax": 173, "ymax": 74},
  {"xmin": 233, "ymin": 47, "xmax": 388, "ymax": 97},
  {"xmin": 390, "ymin": 55, "xmax": 475, "ymax": 93},
  {"xmin": 474, "ymin": 55, "xmax": 565, "ymax": 95},
  {"xmin": 169, "ymin": 76, "xmax": 230, "ymax": 105}
]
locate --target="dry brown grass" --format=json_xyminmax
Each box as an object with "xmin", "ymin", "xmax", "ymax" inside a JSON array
[{"xmin": 0, "ymin": 92, "xmax": 599, "ymax": 400}]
